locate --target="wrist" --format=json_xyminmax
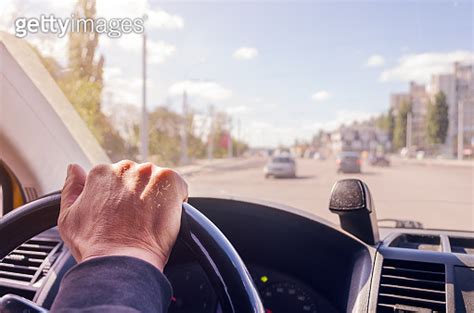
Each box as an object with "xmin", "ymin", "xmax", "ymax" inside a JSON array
[{"xmin": 82, "ymin": 246, "xmax": 166, "ymax": 272}]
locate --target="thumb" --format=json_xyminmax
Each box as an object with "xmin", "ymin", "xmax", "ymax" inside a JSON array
[{"xmin": 61, "ymin": 164, "xmax": 87, "ymax": 211}]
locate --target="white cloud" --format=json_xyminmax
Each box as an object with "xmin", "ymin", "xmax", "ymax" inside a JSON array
[
  {"xmin": 103, "ymin": 66, "xmax": 123, "ymax": 80},
  {"xmin": 26, "ymin": 35, "xmax": 69, "ymax": 65},
  {"xmin": 241, "ymin": 119, "xmax": 328, "ymax": 148},
  {"xmin": 103, "ymin": 103, "xmax": 140, "ymax": 140},
  {"xmin": 312, "ymin": 110, "xmax": 376, "ymax": 131},
  {"xmin": 380, "ymin": 50, "xmax": 474, "ymax": 83},
  {"xmin": 0, "ymin": 0, "xmax": 185, "ymax": 33},
  {"xmin": 311, "ymin": 90, "xmax": 331, "ymax": 102},
  {"xmin": 233, "ymin": 47, "xmax": 259, "ymax": 60},
  {"xmin": 43, "ymin": 0, "xmax": 76, "ymax": 14},
  {"xmin": 365, "ymin": 54, "xmax": 385, "ymax": 67},
  {"xmin": 239, "ymin": 109, "xmax": 377, "ymax": 147},
  {"xmin": 0, "ymin": 0, "xmax": 180, "ymax": 67},
  {"xmin": 146, "ymin": 8, "xmax": 184, "ymax": 29},
  {"xmin": 0, "ymin": 0, "xmax": 72, "ymax": 65},
  {"xmin": 147, "ymin": 40, "xmax": 176, "ymax": 64},
  {"xmin": 113, "ymin": 34, "xmax": 176, "ymax": 64},
  {"xmin": 0, "ymin": 0, "xmax": 19, "ymax": 32},
  {"xmin": 225, "ymin": 105, "xmax": 252, "ymax": 115},
  {"xmin": 102, "ymin": 76, "xmax": 142, "ymax": 108},
  {"xmin": 97, "ymin": 0, "xmax": 146, "ymax": 19},
  {"xmin": 102, "ymin": 64, "xmax": 156, "ymax": 110},
  {"xmin": 168, "ymin": 80, "xmax": 232, "ymax": 101},
  {"xmin": 97, "ymin": 0, "xmax": 184, "ymax": 29}
]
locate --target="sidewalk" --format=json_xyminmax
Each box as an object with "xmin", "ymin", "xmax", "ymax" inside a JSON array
[{"xmin": 391, "ymin": 156, "xmax": 474, "ymax": 168}]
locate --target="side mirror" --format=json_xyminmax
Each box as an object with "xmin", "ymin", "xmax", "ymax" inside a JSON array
[{"xmin": 328, "ymin": 179, "xmax": 379, "ymax": 245}]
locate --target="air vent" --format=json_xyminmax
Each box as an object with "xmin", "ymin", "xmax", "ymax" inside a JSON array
[
  {"xmin": 389, "ymin": 234, "xmax": 441, "ymax": 252},
  {"xmin": 377, "ymin": 259, "xmax": 446, "ymax": 312},
  {"xmin": 449, "ymin": 237, "xmax": 474, "ymax": 255},
  {"xmin": 0, "ymin": 239, "xmax": 61, "ymax": 286}
]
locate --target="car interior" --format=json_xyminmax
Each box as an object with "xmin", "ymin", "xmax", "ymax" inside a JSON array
[
  {"xmin": 1, "ymin": 172, "xmax": 473, "ymax": 313},
  {"xmin": 1, "ymin": 1, "xmax": 473, "ymax": 313}
]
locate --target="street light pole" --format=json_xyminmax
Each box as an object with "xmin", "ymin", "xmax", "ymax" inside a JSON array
[
  {"xmin": 406, "ymin": 111, "xmax": 412, "ymax": 153},
  {"xmin": 207, "ymin": 105, "xmax": 214, "ymax": 160},
  {"xmin": 140, "ymin": 32, "xmax": 149, "ymax": 162},
  {"xmin": 180, "ymin": 91, "xmax": 189, "ymax": 165},
  {"xmin": 227, "ymin": 117, "xmax": 233, "ymax": 158},
  {"xmin": 457, "ymin": 101, "xmax": 464, "ymax": 160},
  {"xmin": 236, "ymin": 119, "xmax": 241, "ymax": 157}
]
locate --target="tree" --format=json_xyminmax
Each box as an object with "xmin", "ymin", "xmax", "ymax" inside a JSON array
[
  {"xmin": 386, "ymin": 108, "xmax": 395, "ymax": 143},
  {"xmin": 376, "ymin": 109, "xmax": 395, "ymax": 139},
  {"xmin": 393, "ymin": 100, "xmax": 412, "ymax": 150},
  {"xmin": 210, "ymin": 112, "xmax": 233, "ymax": 158},
  {"xmin": 374, "ymin": 108, "xmax": 395, "ymax": 151},
  {"xmin": 57, "ymin": 0, "xmax": 126, "ymax": 161},
  {"xmin": 426, "ymin": 92, "xmax": 449, "ymax": 146},
  {"xmin": 68, "ymin": 0, "xmax": 103, "ymax": 84},
  {"xmin": 147, "ymin": 107, "xmax": 207, "ymax": 166}
]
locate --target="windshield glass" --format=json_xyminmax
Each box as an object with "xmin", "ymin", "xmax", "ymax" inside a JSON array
[
  {"xmin": 1, "ymin": 0, "xmax": 472, "ymax": 231},
  {"xmin": 339, "ymin": 152, "xmax": 360, "ymax": 158},
  {"xmin": 271, "ymin": 157, "xmax": 292, "ymax": 163}
]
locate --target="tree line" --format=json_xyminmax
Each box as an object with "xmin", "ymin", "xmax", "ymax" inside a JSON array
[
  {"xmin": 376, "ymin": 92, "xmax": 449, "ymax": 152},
  {"xmin": 33, "ymin": 0, "xmax": 247, "ymax": 165}
]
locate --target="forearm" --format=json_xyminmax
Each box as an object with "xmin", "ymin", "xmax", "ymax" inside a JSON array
[{"xmin": 51, "ymin": 256, "xmax": 172, "ymax": 313}]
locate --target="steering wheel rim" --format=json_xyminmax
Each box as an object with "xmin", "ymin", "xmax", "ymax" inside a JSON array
[{"xmin": 0, "ymin": 192, "xmax": 264, "ymax": 313}]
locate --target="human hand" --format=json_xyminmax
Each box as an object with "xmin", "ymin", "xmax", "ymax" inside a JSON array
[{"xmin": 59, "ymin": 161, "xmax": 188, "ymax": 271}]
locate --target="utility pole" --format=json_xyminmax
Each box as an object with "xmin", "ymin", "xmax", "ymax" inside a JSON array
[
  {"xmin": 180, "ymin": 91, "xmax": 189, "ymax": 165},
  {"xmin": 236, "ymin": 119, "xmax": 241, "ymax": 157},
  {"xmin": 406, "ymin": 111, "xmax": 412, "ymax": 154},
  {"xmin": 227, "ymin": 117, "xmax": 233, "ymax": 158},
  {"xmin": 207, "ymin": 105, "xmax": 214, "ymax": 160},
  {"xmin": 140, "ymin": 32, "xmax": 148, "ymax": 162},
  {"xmin": 457, "ymin": 101, "xmax": 464, "ymax": 161}
]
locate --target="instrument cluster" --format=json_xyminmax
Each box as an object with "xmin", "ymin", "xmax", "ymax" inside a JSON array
[{"xmin": 165, "ymin": 263, "xmax": 337, "ymax": 313}]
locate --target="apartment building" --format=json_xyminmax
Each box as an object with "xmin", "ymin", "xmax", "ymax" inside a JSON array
[{"xmin": 431, "ymin": 62, "xmax": 473, "ymax": 156}]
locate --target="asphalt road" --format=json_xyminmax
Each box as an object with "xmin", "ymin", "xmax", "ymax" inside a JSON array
[{"xmin": 186, "ymin": 157, "xmax": 474, "ymax": 231}]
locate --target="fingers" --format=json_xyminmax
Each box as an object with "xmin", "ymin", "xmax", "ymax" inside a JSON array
[
  {"xmin": 143, "ymin": 167, "xmax": 189, "ymax": 202},
  {"xmin": 135, "ymin": 162, "xmax": 154, "ymax": 191},
  {"xmin": 60, "ymin": 161, "xmax": 188, "ymax": 210},
  {"xmin": 61, "ymin": 164, "xmax": 87, "ymax": 212},
  {"xmin": 160, "ymin": 168, "xmax": 188, "ymax": 200},
  {"xmin": 112, "ymin": 161, "xmax": 154, "ymax": 193},
  {"xmin": 88, "ymin": 161, "xmax": 158, "ymax": 197},
  {"xmin": 113, "ymin": 160, "xmax": 135, "ymax": 177}
]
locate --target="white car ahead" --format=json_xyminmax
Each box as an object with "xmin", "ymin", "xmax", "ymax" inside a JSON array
[{"xmin": 264, "ymin": 156, "xmax": 296, "ymax": 178}]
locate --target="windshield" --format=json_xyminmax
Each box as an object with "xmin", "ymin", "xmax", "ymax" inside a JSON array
[
  {"xmin": 339, "ymin": 153, "xmax": 360, "ymax": 159},
  {"xmin": 0, "ymin": 0, "xmax": 472, "ymax": 231},
  {"xmin": 271, "ymin": 157, "xmax": 293, "ymax": 164}
]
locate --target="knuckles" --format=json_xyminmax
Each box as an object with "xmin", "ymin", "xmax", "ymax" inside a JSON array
[
  {"xmin": 115, "ymin": 160, "xmax": 136, "ymax": 170},
  {"xmin": 156, "ymin": 167, "xmax": 179, "ymax": 180},
  {"xmin": 155, "ymin": 168, "xmax": 188, "ymax": 198},
  {"xmin": 89, "ymin": 163, "xmax": 112, "ymax": 177},
  {"xmin": 136, "ymin": 162, "xmax": 154, "ymax": 176},
  {"xmin": 86, "ymin": 161, "xmax": 188, "ymax": 199}
]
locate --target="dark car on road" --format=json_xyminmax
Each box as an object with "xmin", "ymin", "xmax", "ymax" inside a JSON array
[
  {"xmin": 337, "ymin": 151, "xmax": 362, "ymax": 173},
  {"xmin": 369, "ymin": 154, "xmax": 390, "ymax": 167}
]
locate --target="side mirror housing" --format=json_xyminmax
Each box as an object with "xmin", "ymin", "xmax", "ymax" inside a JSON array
[{"xmin": 329, "ymin": 179, "xmax": 379, "ymax": 245}]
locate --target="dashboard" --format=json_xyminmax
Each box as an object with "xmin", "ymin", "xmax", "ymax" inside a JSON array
[
  {"xmin": 1, "ymin": 197, "xmax": 473, "ymax": 312},
  {"xmin": 166, "ymin": 263, "xmax": 336, "ymax": 313}
]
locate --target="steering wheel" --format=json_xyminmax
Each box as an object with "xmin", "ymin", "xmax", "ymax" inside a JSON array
[{"xmin": 0, "ymin": 192, "xmax": 264, "ymax": 313}]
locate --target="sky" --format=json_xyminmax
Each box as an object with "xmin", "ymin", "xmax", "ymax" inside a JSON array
[{"xmin": 0, "ymin": 0, "xmax": 473, "ymax": 147}]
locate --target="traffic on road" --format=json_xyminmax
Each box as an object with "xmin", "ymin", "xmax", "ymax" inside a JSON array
[{"xmin": 187, "ymin": 155, "xmax": 473, "ymax": 232}]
